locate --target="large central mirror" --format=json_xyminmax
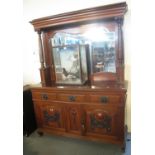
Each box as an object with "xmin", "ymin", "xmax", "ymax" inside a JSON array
[{"xmin": 50, "ymin": 22, "xmax": 116, "ymax": 85}]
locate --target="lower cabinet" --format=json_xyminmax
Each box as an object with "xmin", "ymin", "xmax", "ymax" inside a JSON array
[{"xmin": 32, "ymin": 88, "xmax": 127, "ymax": 149}]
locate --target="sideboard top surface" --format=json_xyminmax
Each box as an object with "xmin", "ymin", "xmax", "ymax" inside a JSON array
[{"xmin": 30, "ymin": 81, "xmax": 127, "ymax": 93}]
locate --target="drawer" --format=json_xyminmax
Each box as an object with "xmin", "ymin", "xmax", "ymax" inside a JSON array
[
  {"xmin": 89, "ymin": 94, "xmax": 121, "ymax": 104},
  {"xmin": 57, "ymin": 93, "xmax": 86, "ymax": 102},
  {"xmin": 32, "ymin": 92, "xmax": 56, "ymax": 101}
]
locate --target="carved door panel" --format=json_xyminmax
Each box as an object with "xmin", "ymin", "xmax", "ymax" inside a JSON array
[
  {"xmin": 66, "ymin": 104, "xmax": 81, "ymax": 135},
  {"xmin": 40, "ymin": 102, "xmax": 66, "ymax": 131},
  {"xmin": 83, "ymin": 105, "xmax": 118, "ymax": 137}
]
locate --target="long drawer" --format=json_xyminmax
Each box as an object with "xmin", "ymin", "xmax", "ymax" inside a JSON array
[
  {"xmin": 32, "ymin": 92, "xmax": 56, "ymax": 101},
  {"xmin": 89, "ymin": 94, "xmax": 121, "ymax": 104},
  {"xmin": 57, "ymin": 93, "xmax": 86, "ymax": 102}
]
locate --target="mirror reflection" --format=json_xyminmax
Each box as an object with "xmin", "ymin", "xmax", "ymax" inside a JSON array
[
  {"xmin": 51, "ymin": 23, "xmax": 116, "ymax": 84},
  {"xmin": 52, "ymin": 44, "xmax": 88, "ymax": 85}
]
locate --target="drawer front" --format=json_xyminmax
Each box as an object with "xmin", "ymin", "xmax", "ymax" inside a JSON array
[
  {"xmin": 89, "ymin": 94, "xmax": 121, "ymax": 104},
  {"xmin": 57, "ymin": 93, "xmax": 86, "ymax": 102},
  {"xmin": 32, "ymin": 92, "xmax": 56, "ymax": 101}
]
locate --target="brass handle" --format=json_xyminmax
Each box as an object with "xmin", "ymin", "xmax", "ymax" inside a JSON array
[
  {"xmin": 68, "ymin": 96, "xmax": 76, "ymax": 102},
  {"xmin": 41, "ymin": 94, "xmax": 48, "ymax": 100},
  {"xmin": 100, "ymin": 96, "xmax": 108, "ymax": 103}
]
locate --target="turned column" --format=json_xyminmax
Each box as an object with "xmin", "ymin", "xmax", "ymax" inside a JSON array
[
  {"xmin": 38, "ymin": 31, "xmax": 45, "ymax": 68},
  {"xmin": 37, "ymin": 30, "xmax": 51, "ymax": 86},
  {"xmin": 116, "ymin": 17, "xmax": 124, "ymax": 82}
]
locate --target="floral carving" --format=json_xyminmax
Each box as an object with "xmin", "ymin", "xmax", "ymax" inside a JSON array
[
  {"xmin": 43, "ymin": 110, "xmax": 60, "ymax": 127},
  {"xmin": 90, "ymin": 112, "xmax": 111, "ymax": 132}
]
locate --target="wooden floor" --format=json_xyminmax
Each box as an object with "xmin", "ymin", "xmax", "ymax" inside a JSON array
[{"xmin": 23, "ymin": 131, "xmax": 131, "ymax": 155}]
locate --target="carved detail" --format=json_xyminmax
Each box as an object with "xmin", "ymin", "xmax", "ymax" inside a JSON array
[
  {"xmin": 90, "ymin": 112, "xmax": 112, "ymax": 132},
  {"xmin": 71, "ymin": 109, "xmax": 77, "ymax": 124},
  {"xmin": 81, "ymin": 112, "xmax": 86, "ymax": 135},
  {"xmin": 43, "ymin": 110, "xmax": 60, "ymax": 127},
  {"xmin": 37, "ymin": 31, "xmax": 45, "ymax": 68}
]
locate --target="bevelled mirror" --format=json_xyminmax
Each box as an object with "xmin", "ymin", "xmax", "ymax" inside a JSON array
[{"xmin": 50, "ymin": 21, "xmax": 117, "ymax": 85}]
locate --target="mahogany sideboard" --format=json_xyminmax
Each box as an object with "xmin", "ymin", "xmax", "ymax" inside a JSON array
[{"xmin": 30, "ymin": 2, "xmax": 128, "ymax": 151}]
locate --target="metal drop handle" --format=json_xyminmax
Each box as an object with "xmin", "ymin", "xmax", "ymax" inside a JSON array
[
  {"xmin": 42, "ymin": 94, "xmax": 48, "ymax": 100},
  {"xmin": 68, "ymin": 96, "xmax": 76, "ymax": 102},
  {"xmin": 100, "ymin": 96, "xmax": 108, "ymax": 103}
]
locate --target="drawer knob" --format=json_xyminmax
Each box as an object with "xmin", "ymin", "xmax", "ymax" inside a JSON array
[
  {"xmin": 41, "ymin": 94, "xmax": 48, "ymax": 100},
  {"xmin": 100, "ymin": 96, "xmax": 108, "ymax": 103},
  {"xmin": 68, "ymin": 96, "xmax": 76, "ymax": 102}
]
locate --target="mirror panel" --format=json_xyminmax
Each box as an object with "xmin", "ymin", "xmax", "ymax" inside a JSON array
[{"xmin": 50, "ymin": 22, "xmax": 116, "ymax": 84}]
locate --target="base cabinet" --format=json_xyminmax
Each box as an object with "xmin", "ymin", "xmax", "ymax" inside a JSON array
[{"xmin": 31, "ymin": 86, "xmax": 127, "ymax": 149}]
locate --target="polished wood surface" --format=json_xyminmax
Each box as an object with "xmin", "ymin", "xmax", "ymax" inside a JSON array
[
  {"xmin": 31, "ymin": 83, "xmax": 127, "ymax": 148},
  {"xmin": 30, "ymin": 3, "xmax": 127, "ymax": 86},
  {"xmin": 30, "ymin": 2, "xmax": 128, "ymax": 151},
  {"xmin": 30, "ymin": 2, "xmax": 127, "ymax": 31}
]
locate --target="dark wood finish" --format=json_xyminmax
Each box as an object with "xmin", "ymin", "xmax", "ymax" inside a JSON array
[
  {"xmin": 40, "ymin": 66, "xmax": 51, "ymax": 86},
  {"xmin": 57, "ymin": 93, "xmax": 86, "ymax": 102},
  {"xmin": 116, "ymin": 18, "xmax": 124, "ymax": 82},
  {"xmin": 30, "ymin": 3, "xmax": 127, "ymax": 86},
  {"xmin": 66, "ymin": 104, "xmax": 81, "ymax": 135},
  {"xmin": 30, "ymin": 2, "xmax": 127, "ymax": 151},
  {"xmin": 89, "ymin": 94, "xmax": 121, "ymax": 104},
  {"xmin": 30, "ymin": 2, "xmax": 127, "ymax": 31},
  {"xmin": 40, "ymin": 102, "xmax": 66, "ymax": 131},
  {"xmin": 31, "ymin": 84, "xmax": 127, "ymax": 147},
  {"xmin": 83, "ymin": 105, "xmax": 118, "ymax": 137}
]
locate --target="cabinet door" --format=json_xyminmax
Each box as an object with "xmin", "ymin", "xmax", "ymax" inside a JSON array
[
  {"xmin": 66, "ymin": 104, "xmax": 81, "ymax": 135},
  {"xmin": 40, "ymin": 102, "xmax": 66, "ymax": 131},
  {"xmin": 83, "ymin": 105, "xmax": 119, "ymax": 138}
]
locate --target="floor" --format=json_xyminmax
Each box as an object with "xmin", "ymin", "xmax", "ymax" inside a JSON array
[{"xmin": 23, "ymin": 131, "xmax": 131, "ymax": 155}]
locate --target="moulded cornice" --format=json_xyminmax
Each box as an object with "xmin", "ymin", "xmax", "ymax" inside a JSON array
[{"xmin": 30, "ymin": 2, "xmax": 127, "ymax": 31}]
